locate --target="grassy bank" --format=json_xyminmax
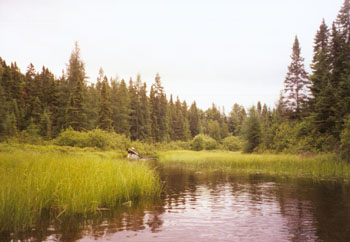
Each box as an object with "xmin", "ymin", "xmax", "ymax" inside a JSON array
[
  {"xmin": 158, "ymin": 150, "xmax": 350, "ymax": 182},
  {"xmin": 0, "ymin": 144, "xmax": 161, "ymax": 233}
]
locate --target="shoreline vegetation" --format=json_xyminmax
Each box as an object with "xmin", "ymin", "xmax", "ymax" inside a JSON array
[
  {"xmin": 1, "ymin": 138, "xmax": 349, "ymax": 233},
  {"xmin": 158, "ymin": 150, "xmax": 350, "ymax": 182},
  {"xmin": 0, "ymin": 143, "xmax": 161, "ymax": 233}
]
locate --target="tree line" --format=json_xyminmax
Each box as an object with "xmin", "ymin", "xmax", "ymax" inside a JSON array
[
  {"xmin": 0, "ymin": 41, "xmax": 234, "ymax": 143},
  {"xmin": 1, "ymin": 1, "xmax": 350, "ymax": 158}
]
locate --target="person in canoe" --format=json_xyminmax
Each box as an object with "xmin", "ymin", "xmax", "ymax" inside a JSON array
[{"xmin": 127, "ymin": 147, "xmax": 140, "ymax": 160}]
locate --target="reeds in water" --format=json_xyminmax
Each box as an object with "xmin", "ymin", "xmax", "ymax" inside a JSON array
[
  {"xmin": 158, "ymin": 150, "xmax": 350, "ymax": 182},
  {"xmin": 0, "ymin": 144, "xmax": 161, "ymax": 232}
]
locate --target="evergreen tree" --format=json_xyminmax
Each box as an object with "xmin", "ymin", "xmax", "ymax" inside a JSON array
[
  {"xmin": 334, "ymin": 0, "xmax": 350, "ymax": 129},
  {"xmin": 149, "ymin": 85, "xmax": 159, "ymax": 141},
  {"xmin": 26, "ymin": 117, "xmax": 39, "ymax": 137},
  {"xmin": 84, "ymin": 83, "xmax": 99, "ymax": 130},
  {"xmin": 112, "ymin": 79, "xmax": 130, "ymax": 136},
  {"xmin": 32, "ymin": 97, "xmax": 42, "ymax": 124},
  {"xmin": 139, "ymin": 82, "xmax": 151, "ymax": 140},
  {"xmin": 7, "ymin": 111, "xmax": 18, "ymax": 137},
  {"xmin": 283, "ymin": 36, "xmax": 310, "ymax": 119},
  {"xmin": 228, "ymin": 103, "xmax": 246, "ymax": 135},
  {"xmin": 188, "ymin": 101, "xmax": 201, "ymax": 137},
  {"xmin": 181, "ymin": 100, "xmax": 191, "ymax": 140},
  {"xmin": 309, "ymin": 20, "xmax": 337, "ymax": 135},
  {"xmin": 66, "ymin": 41, "xmax": 87, "ymax": 131},
  {"xmin": 167, "ymin": 95, "xmax": 176, "ymax": 140},
  {"xmin": 98, "ymin": 76, "xmax": 113, "ymax": 131},
  {"xmin": 56, "ymin": 71, "xmax": 70, "ymax": 132},
  {"xmin": 39, "ymin": 109, "xmax": 51, "ymax": 139},
  {"xmin": 150, "ymin": 73, "xmax": 169, "ymax": 142}
]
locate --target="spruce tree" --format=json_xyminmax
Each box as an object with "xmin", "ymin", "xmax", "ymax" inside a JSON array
[
  {"xmin": 283, "ymin": 36, "xmax": 311, "ymax": 119},
  {"xmin": 188, "ymin": 101, "xmax": 201, "ymax": 137},
  {"xmin": 66, "ymin": 41, "xmax": 87, "ymax": 131},
  {"xmin": 150, "ymin": 73, "xmax": 169, "ymax": 142},
  {"xmin": 309, "ymin": 20, "xmax": 337, "ymax": 135}
]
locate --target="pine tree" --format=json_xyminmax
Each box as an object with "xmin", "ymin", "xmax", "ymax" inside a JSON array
[{"xmin": 283, "ymin": 36, "xmax": 311, "ymax": 119}]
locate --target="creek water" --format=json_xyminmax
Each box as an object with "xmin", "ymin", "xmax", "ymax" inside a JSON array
[{"xmin": 7, "ymin": 164, "xmax": 350, "ymax": 242}]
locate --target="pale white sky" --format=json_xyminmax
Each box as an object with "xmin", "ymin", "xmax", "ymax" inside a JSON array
[{"xmin": 0, "ymin": 0, "xmax": 343, "ymax": 111}]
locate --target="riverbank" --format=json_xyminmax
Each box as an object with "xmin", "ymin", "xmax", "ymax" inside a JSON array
[
  {"xmin": 0, "ymin": 144, "xmax": 161, "ymax": 233},
  {"xmin": 158, "ymin": 150, "xmax": 350, "ymax": 182}
]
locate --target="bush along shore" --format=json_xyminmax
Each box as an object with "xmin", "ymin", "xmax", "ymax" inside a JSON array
[
  {"xmin": 0, "ymin": 144, "xmax": 161, "ymax": 233},
  {"xmin": 158, "ymin": 150, "xmax": 350, "ymax": 182}
]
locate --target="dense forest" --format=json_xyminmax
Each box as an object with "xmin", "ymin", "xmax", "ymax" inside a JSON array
[{"xmin": 1, "ymin": 1, "xmax": 350, "ymax": 160}]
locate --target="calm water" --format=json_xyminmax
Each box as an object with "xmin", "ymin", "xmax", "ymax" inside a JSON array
[{"xmin": 5, "ymin": 165, "xmax": 350, "ymax": 242}]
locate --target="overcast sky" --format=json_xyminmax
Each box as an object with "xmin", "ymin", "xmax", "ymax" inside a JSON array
[{"xmin": 0, "ymin": 0, "xmax": 343, "ymax": 111}]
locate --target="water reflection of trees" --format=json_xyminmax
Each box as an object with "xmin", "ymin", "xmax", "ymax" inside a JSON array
[{"xmin": 243, "ymin": 175, "xmax": 350, "ymax": 242}]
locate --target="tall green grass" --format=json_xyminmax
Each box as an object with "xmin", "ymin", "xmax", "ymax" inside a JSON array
[
  {"xmin": 0, "ymin": 144, "xmax": 161, "ymax": 233},
  {"xmin": 158, "ymin": 150, "xmax": 350, "ymax": 182}
]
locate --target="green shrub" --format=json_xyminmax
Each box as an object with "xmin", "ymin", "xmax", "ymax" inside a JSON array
[
  {"xmin": 191, "ymin": 134, "xmax": 217, "ymax": 151},
  {"xmin": 54, "ymin": 128, "xmax": 131, "ymax": 150},
  {"xmin": 192, "ymin": 134, "xmax": 205, "ymax": 151},
  {"xmin": 222, "ymin": 136, "xmax": 242, "ymax": 151}
]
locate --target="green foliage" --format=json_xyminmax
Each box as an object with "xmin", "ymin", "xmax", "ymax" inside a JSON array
[
  {"xmin": 54, "ymin": 128, "xmax": 130, "ymax": 150},
  {"xmin": 242, "ymin": 107, "xmax": 261, "ymax": 153},
  {"xmin": 191, "ymin": 134, "xmax": 218, "ymax": 151},
  {"xmin": 228, "ymin": 103, "xmax": 246, "ymax": 135},
  {"xmin": 222, "ymin": 136, "xmax": 242, "ymax": 151}
]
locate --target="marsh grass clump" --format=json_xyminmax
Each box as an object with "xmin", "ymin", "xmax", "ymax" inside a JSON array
[
  {"xmin": 158, "ymin": 150, "xmax": 350, "ymax": 182},
  {"xmin": 0, "ymin": 144, "xmax": 161, "ymax": 233}
]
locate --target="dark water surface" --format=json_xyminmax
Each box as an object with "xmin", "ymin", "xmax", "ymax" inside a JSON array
[{"xmin": 6, "ymin": 165, "xmax": 350, "ymax": 242}]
